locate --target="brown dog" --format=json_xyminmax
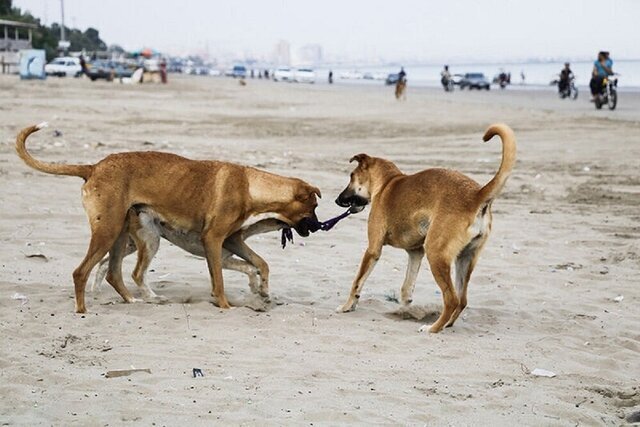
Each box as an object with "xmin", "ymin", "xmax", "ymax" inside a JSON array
[
  {"xmin": 92, "ymin": 207, "xmax": 284, "ymax": 302},
  {"xmin": 395, "ymin": 79, "xmax": 407, "ymax": 100},
  {"xmin": 16, "ymin": 123, "xmax": 320, "ymax": 313},
  {"xmin": 335, "ymin": 124, "xmax": 516, "ymax": 333}
]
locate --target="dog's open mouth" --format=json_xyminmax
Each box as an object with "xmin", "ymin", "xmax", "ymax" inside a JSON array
[{"xmin": 336, "ymin": 194, "xmax": 369, "ymax": 213}]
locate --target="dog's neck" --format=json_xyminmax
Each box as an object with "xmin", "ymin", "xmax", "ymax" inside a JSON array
[
  {"xmin": 246, "ymin": 168, "xmax": 298, "ymax": 214},
  {"xmin": 369, "ymin": 160, "xmax": 403, "ymax": 199}
]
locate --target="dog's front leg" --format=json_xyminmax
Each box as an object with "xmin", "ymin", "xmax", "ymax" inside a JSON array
[
  {"xmin": 336, "ymin": 245, "xmax": 382, "ymax": 313},
  {"xmin": 224, "ymin": 235, "xmax": 270, "ymax": 299},
  {"xmin": 203, "ymin": 232, "xmax": 231, "ymax": 309}
]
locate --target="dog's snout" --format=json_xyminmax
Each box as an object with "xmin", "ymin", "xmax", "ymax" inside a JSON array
[{"xmin": 336, "ymin": 188, "xmax": 353, "ymax": 207}]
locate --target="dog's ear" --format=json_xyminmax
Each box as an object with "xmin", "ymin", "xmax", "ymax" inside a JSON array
[
  {"xmin": 296, "ymin": 185, "xmax": 322, "ymax": 201},
  {"xmin": 350, "ymin": 153, "xmax": 370, "ymax": 168},
  {"xmin": 309, "ymin": 185, "xmax": 322, "ymax": 199}
]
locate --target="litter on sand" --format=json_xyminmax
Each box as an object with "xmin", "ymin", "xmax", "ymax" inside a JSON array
[
  {"xmin": 24, "ymin": 253, "xmax": 48, "ymax": 261},
  {"xmin": 612, "ymin": 295, "xmax": 624, "ymax": 303},
  {"xmin": 11, "ymin": 293, "xmax": 28, "ymax": 305},
  {"xmin": 530, "ymin": 368, "xmax": 556, "ymax": 378},
  {"xmin": 105, "ymin": 368, "xmax": 151, "ymax": 378}
]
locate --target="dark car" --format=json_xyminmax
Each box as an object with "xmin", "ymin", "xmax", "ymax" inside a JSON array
[
  {"xmin": 459, "ymin": 73, "xmax": 491, "ymax": 90},
  {"xmin": 385, "ymin": 73, "xmax": 399, "ymax": 85},
  {"xmin": 231, "ymin": 65, "xmax": 247, "ymax": 78},
  {"xmin": 86, "ymin": 60, "xmax": 133, "ymax": 81}
]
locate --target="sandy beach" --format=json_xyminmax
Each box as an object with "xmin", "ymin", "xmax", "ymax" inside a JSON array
[{"xmin": 0, "ymin": 75, "xmax": 639, "ymax": 425}]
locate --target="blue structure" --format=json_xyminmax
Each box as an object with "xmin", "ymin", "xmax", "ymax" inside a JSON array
[{"xmin": 19, "ymin": 49, "xmax": 46, "ymax": 80}]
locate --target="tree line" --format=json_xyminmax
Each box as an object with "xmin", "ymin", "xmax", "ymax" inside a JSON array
[{"xmin": 1, "ymin": 0, "xmax": 110, "ymax": 60}]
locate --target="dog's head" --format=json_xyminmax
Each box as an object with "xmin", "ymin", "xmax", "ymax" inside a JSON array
[
  {"xmin": 335, "ymin": 154, "xmax": 373, "ymax": 213},
  {"xmin": 281, "ymin": 182, "xmax": 322, "ymax": 237}
]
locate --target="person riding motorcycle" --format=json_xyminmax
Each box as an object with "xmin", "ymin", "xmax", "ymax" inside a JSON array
[
  {"xmin": 558, "ymin": 62, "xmax": 574, "ymax": 95},
  {"xmin": 398, "ymin": 67, "xmax": 407, "ymax": 83},
  {"xmin": 440, "ymin": 65, "xmax": 452, "ymax": 90},
  {"xmin": 590, "ymin": 51, "xmax": 613, "ymax": 100}
]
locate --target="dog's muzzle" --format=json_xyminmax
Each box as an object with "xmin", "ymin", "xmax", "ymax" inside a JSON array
[
  {"xmin": 335, "ymin": 192, "xmax": 368, "ymax": 213},
  {"xmin": 295, "ymin": 216, "xmax": 321, "ymax": 237}
]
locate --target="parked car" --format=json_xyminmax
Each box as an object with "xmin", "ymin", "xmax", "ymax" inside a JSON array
[
  {"xmin": 385, "ymin": 73, "xmax": 400, "ymax": 85},
  {"xmin": 294, "ymin": 68, "xmax": 315, "ymax": 83},
  {"xmin": 459, "ymin": 73, "xmax": 491, "ymax": 90},
  {"xmin": 451, "ymin": 73, "xmax": 464, "ymax": 86},
  {"xmin": 44, "ymin": 56, "xmax": 82, "ymax": 77},
  {"xmin": 231, "ymin": 65, "xmax": 247, "ymax": 78},
  {"xmin": 273, "ymin": 67, "xmax": 293, "ymax": 82},
  {"xmin": 85, "ymin": 60, "xmax": 133, "ymax": 81}
]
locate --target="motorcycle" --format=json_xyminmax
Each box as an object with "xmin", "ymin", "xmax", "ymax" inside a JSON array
[
  {"xmin": 441, "ymin": 76, "xmax": 454, "ymax": 92},
  {"xmin": 558, "ymin": 76, "xmax": 578, "ymax": 100},
  {"xmin": 594, "ymin": 75, "xmax": 618, "ymax": 110}
]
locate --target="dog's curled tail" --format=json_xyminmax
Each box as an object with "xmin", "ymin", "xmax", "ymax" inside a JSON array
[
  {"xmin": 16, "ymin": 123, "xmax": 92, "ymax": 180},
  {"xmin": 477, "ymin": 123, "xmax": 516, "ymax": 204}
]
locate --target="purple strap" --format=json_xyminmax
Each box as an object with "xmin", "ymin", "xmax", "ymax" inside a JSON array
[{"xmin": 281, "ymin": 208, "xmax": 352, "ymax": 249}]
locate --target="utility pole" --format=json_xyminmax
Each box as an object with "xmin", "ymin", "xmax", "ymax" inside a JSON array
[{"xmin": 58, "ymin": 0, "xmax": 69, "ymax": 56}]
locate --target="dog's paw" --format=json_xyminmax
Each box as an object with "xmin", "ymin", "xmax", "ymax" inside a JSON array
[
  {"xmin": 428, "ymin": 324, "xmax": 444, "ymax": 333},
  {"xmin": 336, "ymin": 303, "xmax": 356, "ymax": 313},
  {"xmin": 211, "ymin": 297, "xmax": 233, "ymax": 309}
]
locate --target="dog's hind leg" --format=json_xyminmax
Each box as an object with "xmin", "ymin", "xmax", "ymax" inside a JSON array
[
  {"xmin": 92, "ymin": 237, "xmax": 136, "ymax": 293},
  {"xmin": 446, "ymin": 235, "xmax": 488, "ymax": 328},
  {"xmin": 400, "ymin": 248, "xmax": 424, "ymax": 305},
  {"xmin": 424, "ymin": 222, "xmax": 469, "ymax": 333},
  {"xmin": 129, "ymin": 220, "xmax": 163, "ymax": 301},
  {"xmin": 72, "ymin": 208, "xmax": 128, "ymax": 313},
  {"xmin": 105, "ymin": 229, "xmax": 138, "ymax": 304}
]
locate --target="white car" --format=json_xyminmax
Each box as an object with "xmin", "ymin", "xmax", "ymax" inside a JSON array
[
  {"xmin": 44, "ymin": 57, "xmax": 82, "ymax": 77},
  {"xmin": 273, "ymin": 67, "xmax": 293, "ymax": 82},
  {"xmin": 294, "ymin": 68, "xmax": 315, "ymax": 84}
]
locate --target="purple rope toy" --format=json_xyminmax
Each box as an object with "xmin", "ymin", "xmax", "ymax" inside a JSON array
[{"xmin": 281, "ymin": 208, "xmax": 352, "ymax": 249}]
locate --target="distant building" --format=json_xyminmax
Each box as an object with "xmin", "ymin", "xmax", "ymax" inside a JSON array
[
  {"xmin": 297, "ymin": 44, "xmax": 323, "ymax": 66},
  {"xmin": 1, "ymin": 19, "xmax": 37, "ymax": 74},
  {"xmin": 273, "ymin": 40, "xmax": 290, "ymax": 66}
]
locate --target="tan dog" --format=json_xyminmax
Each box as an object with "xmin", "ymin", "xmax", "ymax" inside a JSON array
[
  {"xmin": 395, "ymin": 79, "xmax": 407, "ymax": 100},
  {"xmin": 92, "ymin": 207, "xmax": 284, "ymax": 301},
  {"xmin": 16, "ymin": 124, "xmax": 320, "ymax": 313},
  {"xmin": 335, "ymin": 124, "xmax": 516, "ymax": 333}
]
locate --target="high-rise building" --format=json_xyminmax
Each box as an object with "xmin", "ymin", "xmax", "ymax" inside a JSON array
[{"xmin": 273, "ymin": 40, "xmax": 291, "ymax": 66}]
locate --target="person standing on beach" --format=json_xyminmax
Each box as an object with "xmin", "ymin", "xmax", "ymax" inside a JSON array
[
  {"xmin": 159, "ymin": 58, "xmax": 168, "ymax": 84},
  {"xmin": 520, "ymin": 70, "xmax": 525, "ymax": 85},
  {"xmin": 590, "ymin": 51, "xmax": 613, "ymax": 100},
  {"xmin": 328, "ymin": 70, "xmax": 333, "ymax": 84},
  {"xmin": 441, "ymin": 65, "xmax": 452, "ymax": 90}
]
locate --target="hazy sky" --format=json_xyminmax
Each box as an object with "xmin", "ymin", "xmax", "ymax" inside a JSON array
[{"xmin": 13, "ymin": 0, "xmax": 640, "ymax": 63}]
